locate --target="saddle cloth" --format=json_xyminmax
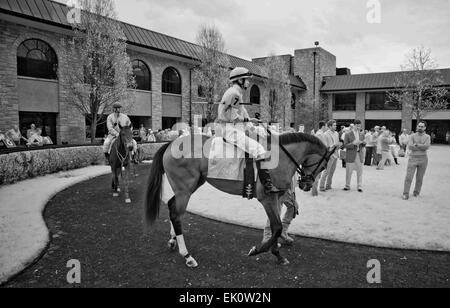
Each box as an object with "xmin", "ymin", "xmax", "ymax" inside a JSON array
[
  {"xmin": 208, "ymin": 137, "xmax": 245, "ymax": 181},
  {"xmin": 207, "ymin": 137, "xmax": 257, "ymax": 199}
]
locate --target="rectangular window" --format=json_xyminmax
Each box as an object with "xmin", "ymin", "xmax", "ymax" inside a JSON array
[
  {"xmin": 20, "ymin": 112, "xmax": 57, "ymax": 144},
  {"xmin": 333, "ymin": 93, "xmax": 356, "ymax": 111},
  {"xmin": 366, "ymin": 92, "xmax": 401, "ymax": 110}
]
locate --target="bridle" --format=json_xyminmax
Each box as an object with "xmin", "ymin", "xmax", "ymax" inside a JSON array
[{"xmin": 265, "ymin": 128, "xmax": 337, "ymax": 184}]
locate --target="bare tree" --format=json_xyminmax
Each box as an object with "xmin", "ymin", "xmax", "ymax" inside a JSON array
[
  {"xmin": 262, "ymin": 56, "xmax": 292, "ymax": 126},
  {"xmin": 388, "ymin": 46, "xmax": 448, "ymax": 123},
  {"xmin": 62, "ymin": 0, "xmax": 135, "ymax": 143},
  {"xmin": 193, "ymin": 24, "xmax": 230, "ymax": 124}
]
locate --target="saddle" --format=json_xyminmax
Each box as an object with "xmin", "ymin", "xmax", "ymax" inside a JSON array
[{"xmin": 207, "ymin": 132, "xmax": 257, "ymax": 200}]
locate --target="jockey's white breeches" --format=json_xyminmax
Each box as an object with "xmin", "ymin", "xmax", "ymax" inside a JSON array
[
  {"xmin": 221, "ymin": 123, "xmax": 267, "ymax": 159},
  {"xmin": 103, "ymin": 135, "xmax": 137, "ymax": 154}
]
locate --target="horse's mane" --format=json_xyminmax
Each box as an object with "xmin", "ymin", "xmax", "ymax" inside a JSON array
[{"xmin": 278, "ymin": 133, "xmax": 327, "ymax": 151}]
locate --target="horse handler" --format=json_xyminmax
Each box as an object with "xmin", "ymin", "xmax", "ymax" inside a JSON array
[{"xmin": 262, "ymin": 178, "xmax": 299, "ymax": 245}]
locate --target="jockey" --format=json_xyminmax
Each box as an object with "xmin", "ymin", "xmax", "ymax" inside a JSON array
[
  {"xmin": 217, "ymin": 67, "xmax": 279, "ymax": 194},
  {"xmin": 103, "ymin": 103, "xmax": 137, "ymax": 163}
]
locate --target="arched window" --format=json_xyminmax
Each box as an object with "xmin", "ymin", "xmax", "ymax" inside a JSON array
[
  {"xmin": 291, "ymin": 93, "xmax": 296, "ymax": 110},
  {"xmin": 250, "ymin": 85, "xmax": 260, "ymax": 105},
  {"xmin": 132, "ymin": 60, "xmax": 151, "ymax": 91},
  {"xmin": 162, "ymin": 67, "xmax": 181, "ymax": 94},
  {"xmin": 17, "ymin": 39, "xmax": 58, "ymax": 79}
]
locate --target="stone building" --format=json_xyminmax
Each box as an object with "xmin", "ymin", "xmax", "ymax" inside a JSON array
[{"xmin": 1, "ymin": 0, "xmax": 449, "ymax": 144}]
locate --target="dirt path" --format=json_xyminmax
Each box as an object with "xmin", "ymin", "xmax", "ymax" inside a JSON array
[{"xmin": 4, "ymin": 165, "xmax": 450, "ymax": 288}]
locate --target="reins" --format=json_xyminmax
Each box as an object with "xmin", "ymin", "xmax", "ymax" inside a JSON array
[{"xmin": 115, "ymin": 130, "xmax": 130, "ymax": 171}]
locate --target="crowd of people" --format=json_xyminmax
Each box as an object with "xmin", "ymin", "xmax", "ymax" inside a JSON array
[
  {"xmin": 0, "ymin": 124, "xmax": 53, "ymax": 148},
  {"xmin": 307, "ymin": 119, "xmax": 432, "ymax": 201}
]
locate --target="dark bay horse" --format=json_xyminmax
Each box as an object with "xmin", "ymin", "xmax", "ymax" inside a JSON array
[
  {"xmin": 109, "ymin": 125, "xmax": 134, "ymax": 204},
  {"xmin": 145, "ymin": 133, "xmax": 334, "ymax": 267}
]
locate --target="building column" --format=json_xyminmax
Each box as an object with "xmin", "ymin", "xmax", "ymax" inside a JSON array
[
  {"xmin": 356, "ymin": 92, "xmax": 366, "ymax": 129},
  {"xmin": 152, "ymin": 91, "xmax": 162, "ymax": 130},
  {"xmin": 326, "ymin": 94, "xmax": 333, "ymax": 121},
  {"xmin": 0, "ymin": 21, "xmax": 19, "ymax": 133}
]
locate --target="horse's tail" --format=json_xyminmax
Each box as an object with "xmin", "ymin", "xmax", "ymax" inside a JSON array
[{"xmin": 145, "ymin": 142, "xmax": 172, "ymax": 226}]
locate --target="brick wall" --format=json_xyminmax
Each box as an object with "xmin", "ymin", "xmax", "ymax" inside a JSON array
[
  {"xmin": 294, "ymin": 47, "xmax": 336, "ymax": 132},
  {"xmin": 0, "ymin": 20, "xmax": 85, "ymax": 144}
]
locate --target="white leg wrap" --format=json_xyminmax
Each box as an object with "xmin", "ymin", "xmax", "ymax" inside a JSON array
[{"xmin": 176, "ymin": 235, "xmax": 188, "ymax": 257}]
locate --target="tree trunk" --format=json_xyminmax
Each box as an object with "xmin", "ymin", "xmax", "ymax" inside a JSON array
[{"xmin": 90, "ymin": 114, "xmax": 98, "ymax": 144}]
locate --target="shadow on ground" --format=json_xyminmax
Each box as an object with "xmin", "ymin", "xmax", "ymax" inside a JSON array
[{"xmin": 3, "ymin": 165, "xmax": 450, "ymax": 288}]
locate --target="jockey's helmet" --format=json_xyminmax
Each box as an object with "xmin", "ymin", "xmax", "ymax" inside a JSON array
[{"xmin": 229, "ymin": 67, "xmax": 252, "ymax": 82}]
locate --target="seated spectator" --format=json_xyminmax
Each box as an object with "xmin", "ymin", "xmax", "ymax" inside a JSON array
[
  {"xmin": 27, "ymin": 128, "xmax": 44, "ymax": 147},
  {"xmin": 7, "ymin": 125, "xmax": 25, "ymax": 145},
  {"xmin": 27, "ymin": 124, "xmax": 39, "ymax": 140},
  {"xmin": 139, "ymin": 124, "xmax": 147, "ymax": 141},
  {"xmin": 147, "ymin": 130, "xmax": 156, "ymax": 142}
]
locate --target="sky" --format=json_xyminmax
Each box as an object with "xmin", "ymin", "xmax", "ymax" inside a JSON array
[{"xmin": 56, "ymin": 0, "xmax": 450, "ymax": 74}]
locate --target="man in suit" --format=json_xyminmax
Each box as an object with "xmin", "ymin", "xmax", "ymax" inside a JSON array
[{"xmin": 343, "ymin": 120, "xmax": 366, "ymax": 192}]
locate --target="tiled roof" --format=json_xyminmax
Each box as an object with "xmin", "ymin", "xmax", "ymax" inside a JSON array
[
  {"xmin": 321, "ymin": 68, "xmax": 450, "ymax": 92},
  {"xmin": 1, "ymin": 0, "xmax": 302, "ymax": 86}
]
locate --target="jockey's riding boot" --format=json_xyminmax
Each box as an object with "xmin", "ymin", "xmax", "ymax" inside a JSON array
[{"xmin": 256, "ymin": 160, "xmax": 280, "ymax": 195}]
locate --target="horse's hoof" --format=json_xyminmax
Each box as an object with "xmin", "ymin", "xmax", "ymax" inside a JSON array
[
  {"xmin": 248, "ymin": 246, "xmax": 258, "ymax": 257},
  {"xmin": 277, "ymin": 258, "xmax": 290, "ymax": 266},
  {"xmin": 185, "ymin": 256, "xmax": 198, "ymax": 268},
  {"xmin": 113, "ymin": 193, "xmax": 119, "ymax": 197},
  {"xmin": 125, "ymin": 198, "xmax": 131, "ymax": 204},
  {"xmin": 168, "ymin": 239, "xmax": 177, "ymax": 251}
]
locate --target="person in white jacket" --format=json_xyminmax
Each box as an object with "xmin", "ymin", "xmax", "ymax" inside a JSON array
[{"xmin": 103, "ymin": 103, "xmax": 137, "ymax": 163}]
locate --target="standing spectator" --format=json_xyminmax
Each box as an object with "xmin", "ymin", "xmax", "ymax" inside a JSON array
[
  {"xmin": 402, "ymin": 122, "xmax": 431, "ymax": 200},
  {"xmin": 312, "ymin": 121, "xmax": 328, "ymax": 196},
  {"xmin": 431, "ymin": 132, "xmax": 436, "ymax": 144},
  {"xmin": 6, "ymin": 125, "xmax": 24, "ymax": 145},
  {"xmin": 320, "ymin": 120, "xmax": 341, "ymax": 191},
  {"xmin": 446, "ymin": 131, "xmax": 450, "ymax": 145},
  {"xmin": 372, "ymin": 126, "xmax": 380, "ymax": 166},
  {"xmin": 376, "ymin": 131, "xmax": 391, "ymax": 170},
  {"xmin": 343, "ymin": 120, "xmax": 365, "ymax": 192},
  {"xmin": 340, "ymin": 126, "xmax": 349, "ymax": 168},
  {"xmin": 399, "ymin": 129, "xmax": 409, "ymax": 153},
  {"xmin": 139, "ymin": 124, "xmax": 147, "ymax": 141},
  {"xmin": 364, "ymin": 129, "xmax": 375, "ymax": 166},
  {"xmin": 389, "ymin": 132, "xmax": 400, "ymax": 165}
]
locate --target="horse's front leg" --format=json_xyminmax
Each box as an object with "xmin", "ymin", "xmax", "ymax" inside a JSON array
[
  {"xmin": 123, "ymin": 165, "xmax": 131, "ymax": 204},
  {"xmin": 249, "ymin": 193, "xmax": 289, "ymax": 265},
  {"xmin": 112, "ymin": 167, "xmax": 120, "ymax": 197}
]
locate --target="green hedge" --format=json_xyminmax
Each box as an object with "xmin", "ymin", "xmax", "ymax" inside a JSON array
[{"xmin": 0, "ymin": 143, "xmax": 166, "ymax": 185}]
